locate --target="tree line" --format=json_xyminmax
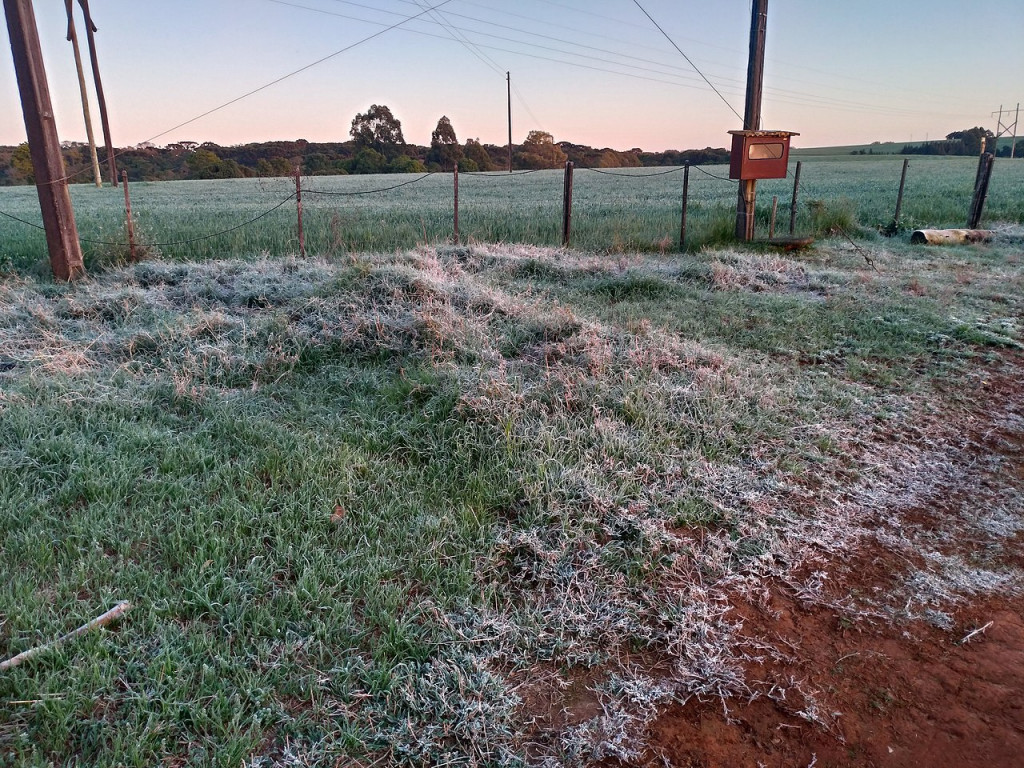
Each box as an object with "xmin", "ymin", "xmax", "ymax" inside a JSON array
[
  {"xmin": 0, "ymin": 104, "xmax": 728, "ymax": 185},
  {"xmin": 899, "ymin": 127, "xmax": 1016, "ymax": 158}
]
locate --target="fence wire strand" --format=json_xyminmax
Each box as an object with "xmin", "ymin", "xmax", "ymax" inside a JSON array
[
  {"xmin": 584, "ymin": 166, "xmax": 684, "ymax": 178},
  {"xmin": 2, "ymin": 193, "xmax": 298, "ymax": 248},
  {"xmin": 304, "ymin": 173, "xmax": 435, "ymax": 196},
  {"xmin": 1, "ymin": 162, "xmax": 759, "ymax": 257}
]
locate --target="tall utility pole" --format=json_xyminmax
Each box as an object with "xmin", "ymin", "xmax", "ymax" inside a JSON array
[
  {"xmin": 1014, "ymin": 103, "xmax": 1020, "ymax": 159},
  {"xmin": 4, "ymin": 0, "xmax": 85, "ymax": 280},
  {"xmin": 65, "ymin": 0, "xmax": 101, "ymax": 187},
  {"xmin": 507, "ymin": 71, "xmax": 513, "ymax": 173},
  {"xmin": 78, "ymin": 0, "xmax": 117, "ymax": 186},
  {"xmin": 735, "ymin": 0, "xmax": 768, "ymax": 241},
  {"xmin": 994, "ymin": 103, "xmax": 1019, "ymax": 159}
]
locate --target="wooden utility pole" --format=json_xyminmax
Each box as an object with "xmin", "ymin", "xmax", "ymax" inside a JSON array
[
  {"xmin": 507, "ymin": 71, "xmax": 513, "ymax": 173},
  {"xmin": 735, "ymin": 0, "xmax": 769, "ymax": 241},
  {"xmin": 65, "ymin": 0, "xmax": 101, "ymax": 187},
  {"xmin": 4, "ymin": 0, "xmax": 85, "ymax": 280},
  {"xmin": 77, "ymin": 0, "xmax": 117, "ymax": 186}
]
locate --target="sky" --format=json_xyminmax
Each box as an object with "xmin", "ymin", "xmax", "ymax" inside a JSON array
[{"xmin": 1, "ymin": 0, "xmax": 1022, "ymax": 152}]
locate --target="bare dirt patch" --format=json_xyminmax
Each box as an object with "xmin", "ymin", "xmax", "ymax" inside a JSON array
[{"xmin": 623, "ymin": 356, "xmax": 1024, "ymax": 768}]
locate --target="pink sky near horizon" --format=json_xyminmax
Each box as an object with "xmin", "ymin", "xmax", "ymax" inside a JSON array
[{"xmin": 2, "ymin": 0, "xmax": 1021, "ymax": 153}]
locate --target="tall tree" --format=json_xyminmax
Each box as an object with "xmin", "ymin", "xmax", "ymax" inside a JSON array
[
  {"xmin": 946, "ymin": 127, "xmax": 995, "ymax": 156},
  {"xmin": 515, "ymin": 131, "xmax": 567, "ymax": 170},
  {"xmin": 428, "ymin": 115, "xmax": 462, "ymax": 170},
  {"xmin": 349, "ymin": 104, "xmax": 405, "ymax": 159}
]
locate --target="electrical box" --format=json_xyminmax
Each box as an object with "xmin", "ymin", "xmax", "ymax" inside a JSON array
[{"xmin": 729, "ymin": 130, "xmax": 799, "ymax": 180}]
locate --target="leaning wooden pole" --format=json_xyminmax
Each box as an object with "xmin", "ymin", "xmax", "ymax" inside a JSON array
[
  {"xmin": 4, "ymin": 0, "xmax": 85, "ymax": 281},
  {"xmin": 77, "ymin": 0, "xmax": 117, "ymax": 187},
  {"xmin": 65, "ymin": 0, "xmax": 101, "ymax": 187}
]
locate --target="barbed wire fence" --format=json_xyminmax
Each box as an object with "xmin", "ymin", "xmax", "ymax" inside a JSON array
[{"xmin": 0, "ymin": 158, "xmax": 1017, "ymax": 271}]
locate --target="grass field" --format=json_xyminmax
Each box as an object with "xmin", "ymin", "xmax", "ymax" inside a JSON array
[
  {"xmin": 1, "ymin": 193, "xmax": 1022, "ymax": 767},
  {"xmin": 1, "ymin": 155, "xmax": 1022, "ymax": 274}
]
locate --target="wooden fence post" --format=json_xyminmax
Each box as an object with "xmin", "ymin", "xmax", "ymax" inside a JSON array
[
  {"xmin": 295, "ymin": 166, "xmax": 306, "ymax": 258},
  {"xmin": 562, "ymin": 161, "xmax": 574, "ymax": 247},
  {"xmin": 769, "ymin": 195, "xmax": 779, "ymax": 239},
  {"xmin": 679, "ymin": 163, "xmax": 690, "ymax": 251},
  {"xmin": 967, "ymin": 152, "xmax": 995, "ymax": 229},
  {"xmin": 453, "ymin": 163, "xmax": 459, "ymax": 245},
  {"xmin": 789, "ymin": 160, "xmax": 802, "ymax": 236},
  {"xmin": 121, "ymin": 170, "xmax": 137, "ymax": 261},
  {"xmin": 888, "ymin": 158, "xmax": 909, "ymax": 234}
]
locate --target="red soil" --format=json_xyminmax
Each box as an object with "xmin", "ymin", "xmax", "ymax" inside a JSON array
[{"xmin": 638, "ymin": 359, "xmax": 1024, "ymax": 768}]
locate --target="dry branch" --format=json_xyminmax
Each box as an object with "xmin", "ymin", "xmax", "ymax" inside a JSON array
[
  {"xmin": 0, "ymin": 601, "xmax": 131, "ymax": 672},
  {"xmin": 959, "ymin": 621, "xmax": 994, "ymax": 645}
]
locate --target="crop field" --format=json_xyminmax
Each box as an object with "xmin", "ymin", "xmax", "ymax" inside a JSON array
[
  {"xmin": 0, "ymin": 156, "xmax": 1023, "ymax": 766},
  {"xmin": 1, "ymin": 155, "xmax": 1022, "ymax": 273}
]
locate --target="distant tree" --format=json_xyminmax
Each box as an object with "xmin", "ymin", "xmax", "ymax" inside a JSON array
[
  {"xmin": 902, "ymin": 127, "xmax": 997, "ymax": 157},
  {"xmin": 946, "ymin": 127, "xmax": 995, "ymax": 156},
  {"xmin": 347, "ymin": 148, "xmax": 387, "ymax": 174},
  {"xmin": 304, "ymin": 153, "xmax": 348, "ymax": 176},
  {"xmin": 256, "ymin": 157, "xmax": 294, "ymax": 177},
  {"xmin": 463, "ymin": 138, "xmax": 496, "ymax": 172},
  {"xmin": 350, "ymin": 104, "xmax": 406, "ymax": 159},
  {"xmin": 186, "ymin": 148, "xmax": 244, "ymax": 179},
  {"xmin": 387, "ymin": 154, "xmax": 428, "ymax": 174},
  {"xmin": 428, "ymin": 116, "xmax": 463, "ymax": 170},
  {"xmin": 515, "ymin": 131, "xmax": 568, "ymax": 169},
  {"xmin": 11, "ymin": 142, "xmax": 33, "ymax": 183}
]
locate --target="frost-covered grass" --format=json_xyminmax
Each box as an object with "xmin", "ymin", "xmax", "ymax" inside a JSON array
[
  {"xmin": 1, "ymin": 156, "xmax": 1021, "ymax": 273},
  {"xmin": 0, "ymin": 237, "xmax": 1021, "ymax": 766}
]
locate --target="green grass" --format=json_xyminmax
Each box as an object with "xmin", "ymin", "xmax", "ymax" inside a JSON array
[
  {"xmin": 0, "ymin": 235, "xmax": 1022, "ymax": 765},
  {"xmin": 1, "ymin": 156, "xmax": 1022, "ymax": 274}
]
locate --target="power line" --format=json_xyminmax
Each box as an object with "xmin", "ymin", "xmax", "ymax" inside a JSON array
[
  {"xmin": 136, "ymin": 0, "xmax": 454, "ymax": 147},
  {"xmin": 629, "ymin": 0, "xmax": 743, "ymax": 122},
  {"xmin": 44, "ymin": 0, "xmax": 455, "ymax": 186},
  {"xmin": 269, "ymin": 0, "xmax": 977, "ymax": 122},
  {"xmin": 409, "ymin": 0, "xmax": 504, "ymax": 76}
]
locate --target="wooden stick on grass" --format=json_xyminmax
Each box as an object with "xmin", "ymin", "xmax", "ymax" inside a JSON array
[{"xmin": 0, "ymin": 601, "xmax": 131, "ymax": 672}]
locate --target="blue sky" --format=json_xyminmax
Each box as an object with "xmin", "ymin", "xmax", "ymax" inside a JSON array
[{"xmin": 2, "ymin": 0, "xmax": 1022, "ymax": 151}]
